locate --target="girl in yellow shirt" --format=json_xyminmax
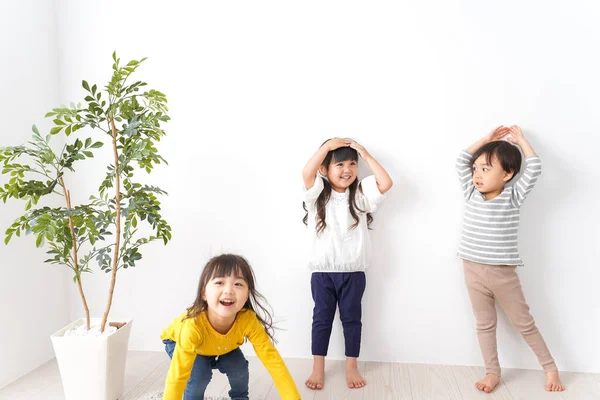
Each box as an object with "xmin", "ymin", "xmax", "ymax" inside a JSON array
[{"xmin": 160, "ymin": 254, "xmax": 301, "ymax": 400}]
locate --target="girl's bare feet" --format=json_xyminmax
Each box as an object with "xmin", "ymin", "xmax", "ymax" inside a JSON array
[
  {"xmin": 475, "ymin": 373, "xmax": 500, "ymax": 393},
  {"xmin": 305, "ymin": 356, "xmax": 325, "ymax": 390},
  {"xmin": 346, "ymin": 357, "xmax": 366, "ymax": 389},
  {"xmin": 545, "ymin": 370, "xmax": 565, "ymax": 392}
]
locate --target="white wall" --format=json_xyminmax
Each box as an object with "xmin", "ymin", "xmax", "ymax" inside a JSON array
[
  {"xmin": 0, "ymin": 0, "xmax": 71, "ymax": 389},
  {"xmin": 52, "ymin": 0, "xmax": 599, "ymax": 373}
]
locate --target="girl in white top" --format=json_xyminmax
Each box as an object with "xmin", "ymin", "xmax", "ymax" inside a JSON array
[{"xmin": 302, "ymin": 138, "xmax": 392, "ymax": 390}]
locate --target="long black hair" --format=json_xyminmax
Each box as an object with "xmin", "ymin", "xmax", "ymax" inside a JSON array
[
  {"xmin": 184, "ymin": 254, "xmax": 276, "ymax": 342},
  {"xmin": 303, "ymin": 143, "xmax": 373, "ymax": 234}
]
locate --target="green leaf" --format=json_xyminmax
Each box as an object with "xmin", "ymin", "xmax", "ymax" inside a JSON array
[
  {"xmin": 44, "ymin": 112, "xmax": 57, "ymax": 118},
  {"xmin": 83, "ymin": 151, "xmax": 93, "ymax": 158},
  {"xmin": 35, "ymin": 234, "xmax": 44, "ymax": 248},
  {"xmin": 90, "ymin": 142, "xmax": 103, "ymax": 148},
  {"xmin": 50, "ymin": 126, "xmax": 63, "ymax": 135},
  {"xmin": 53, "ymin": 119, "xmax": 66, "ymax": 126},
  {"xmin": 85, "ymin": 138, "xmax": 92, "ymax": 148},
  {"xmin": 82, "ymin": 80, "xmax": 90, "ymax": 91},
  {"xmin": 32, "ymin": 125, "xmax": 39, "ymax": 135}
]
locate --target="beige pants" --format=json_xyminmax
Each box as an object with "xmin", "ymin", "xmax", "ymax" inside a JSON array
[{"xmin": 463, "ymin": 260, "xmax": 557, "ymax": 376}]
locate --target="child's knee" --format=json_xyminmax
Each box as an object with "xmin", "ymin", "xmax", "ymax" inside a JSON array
[
  {"xmin": 515, "ymin": 318, "xmax": 538, "ymax": 335},
  {"xmin": 219, "ymin": 354, "xmax": 249, "ymax": 375},
  {"xmin": 223, "ymin": 361, "xmax": 249, "ymax": 381},
  {"xmin": 186, "ymin": 372, "xmax": 212, "ymax": 396},
  {"xmin": 475, "ymin": 313, "xmax": 498, "ymax": 332}
]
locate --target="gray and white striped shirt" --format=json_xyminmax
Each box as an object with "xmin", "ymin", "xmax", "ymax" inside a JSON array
[{"xmin": 456, "ymin": 150, "xmax": 542, "ymax": 266}]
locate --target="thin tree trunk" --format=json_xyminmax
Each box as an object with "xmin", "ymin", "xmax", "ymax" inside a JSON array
[
  {"xmin": 59, "ymin": 176, "xmax": 90, "ymax": 331},
  {"xmin": 100, "ymin": 117, "xmax": 121, "ymax": 333}
]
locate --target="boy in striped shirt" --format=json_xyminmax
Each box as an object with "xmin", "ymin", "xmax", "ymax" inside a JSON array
[{"xmin": 456, "ymin": 125, "xmax": 565, "ymax": 393}]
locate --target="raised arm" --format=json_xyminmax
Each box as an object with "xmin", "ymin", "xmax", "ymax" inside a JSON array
[
  {"xmin": 457, "ymin": 126, "xmax": 512, "ymax": 199},
  {"xmin": 467, "ymin": 125, "xmax": 512, "ymax": 154},
  {"xmin": 349, "ymin": 141, "xmax": 393, "ymax": 194},
  {"xmin": 302, "ymin": 138, "xmax": 351, "ymax": 190},
  {"xmin": 506, "ymin": 125, "xmax": 542, "ymax": 207}
]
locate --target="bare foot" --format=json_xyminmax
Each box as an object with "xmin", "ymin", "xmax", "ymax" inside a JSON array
[
  {"xmin": 545, "ymin": 370, "xmax": 565, "ymax": 392},
  {"xmin": 305, "ymin": 356, "xmax": 325, "ymax": 390},
  {"xmin": 346, "ymin": 357, "xmax": 366, "ymax": 389},
  {"xmin": 475, "ymin": 373, "xmax": 500, "ymax": 393}
]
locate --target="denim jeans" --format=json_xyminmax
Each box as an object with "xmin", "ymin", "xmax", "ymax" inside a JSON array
[{"xmin": 163, "ymin": 339, "xmax": 249, "ymax": 400}]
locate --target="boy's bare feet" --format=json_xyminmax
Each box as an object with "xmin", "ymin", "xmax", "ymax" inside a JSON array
[
  {"xmin": 346, "ymin": 357, "xmax": 366, "ymax": 389},
  {"xmin": 545, "ymin": 370, "xmax": 565, "ymax": 392},
  {"xmin": 475, "ymin": 373, "xmax": 500, "ymax": 393},
  {"xmin": 305, "ymin": 356, "xmax": 325, "ymax": 390}
]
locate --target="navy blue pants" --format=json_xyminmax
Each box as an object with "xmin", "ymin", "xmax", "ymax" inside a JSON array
[
  {"xmin": 311, "ymin": 271, "xmax": 366, "ymax": 358},
  {"xmin": 163, "ymin": 339, "xmax": 249, "ymax": 400}
]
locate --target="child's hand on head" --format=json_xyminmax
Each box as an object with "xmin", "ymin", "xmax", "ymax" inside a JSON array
[
  {"xmin": 505, "ymin": 125, "xmax": 525, "ymax": 146},
  {"xmin": 485, "ymin": 125, "xmax": 512, "ymax": 143},
  {"xmin": 349, "ymin": 141, "xmax": 371, "ymax": 160},
  {"xmin": 325, "ymin": 138, "xmax": 352, "ymax": 151}
]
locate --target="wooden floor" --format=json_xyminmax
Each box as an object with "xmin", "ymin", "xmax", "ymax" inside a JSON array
[{"xmin": 1, "ymin": 351, "xmax": 599, "ymax": 399}]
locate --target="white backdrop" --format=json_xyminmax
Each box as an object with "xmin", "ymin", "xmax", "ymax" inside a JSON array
[
  {"xmin": 3, "ymin": 2, "xmax": 598, "ymax": 387},
  {"xmin": 0, "ymin": 0, "xmax": 70, "ymax": 388}
]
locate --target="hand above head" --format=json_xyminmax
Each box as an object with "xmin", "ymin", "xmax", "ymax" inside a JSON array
[
  {"xmin": 349, "ymin": 141, "xmax": 371, "ymax": 161},
  {"xmin": 348, "ymin": 141, "xmax": 392, "ymax": 194},
  {"xmin": 467, "ymin": 125, "xmax": 511, "ymax": 154},
  {"xmin": 324, "ymin": 138, "xmax": 352, "ymax": 152},
  {"xmin": 304, "ymin": 138, "xmax": 352, "ymax": 190},
  {"xmin": 485, "ymin": 125, "xmax": 512, "ymax": 143},
  {"xmin": 505, "ymin": 125, "xmax": 525, "ymax": 146}
]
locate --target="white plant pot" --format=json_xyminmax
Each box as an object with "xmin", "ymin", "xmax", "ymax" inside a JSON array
[{"xmin": 51, "ymin": 318, "xmax": 133, "ymax": 400}]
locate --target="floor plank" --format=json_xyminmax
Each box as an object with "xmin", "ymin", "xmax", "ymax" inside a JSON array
[
  {"xmin": 451, "ymin": 365, "xmax": 514, "ymax": 400},
  {"xmin": 264, "ymin": 357, "xmax": 315, "ymax": 400},
  {"xmin": 500, "ymin": 368, "xmax": 565, "ymax": 400},
  {"xmin": 2, "ymin": 352, "xmax": 600, "ymax": 400},
  {"xmin": 363, "ymin": 360, "xmax": 413, "ymax": 400},
  {"xmin": 558, "ymin": 371, "xmax": 600, "ymax": 400},
  {"xmin": 312, "ymin": 359, "xmax": 364, "ymax": 400},
  {"xmin": 122, "ymin": 358, "xmax": 170, "ymax": 400},
  {"xmin": 408, "ymin": 363, "xmax": 462, "ymax": 400},
  {"xmin": 0, "ymin": 359, "xmax": 61, "ymax": 400}
]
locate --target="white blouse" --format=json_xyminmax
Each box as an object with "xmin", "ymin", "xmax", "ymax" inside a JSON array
[{"xmin": 304, "ymin": 173, "xmax": 386, "ymax": 272}]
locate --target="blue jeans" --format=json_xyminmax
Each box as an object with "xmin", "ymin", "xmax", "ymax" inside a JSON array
[{"xmin": 163, "ymin": 339, "xmax": 249, "ymax": 400}]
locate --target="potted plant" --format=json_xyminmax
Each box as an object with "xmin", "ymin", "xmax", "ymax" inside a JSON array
[{"xmin": 0, "ymin": 52, "xmax": 172, "ymax": 400}]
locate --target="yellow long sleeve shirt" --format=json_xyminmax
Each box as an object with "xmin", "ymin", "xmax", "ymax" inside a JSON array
[{"xmin": 160, "ymin": 308, "xmax": 300, "ymax": 400}]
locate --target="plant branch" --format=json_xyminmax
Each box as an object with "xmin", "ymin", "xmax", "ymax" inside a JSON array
[
  {"xmin": 58, "ymin": 176, "xmax": 90, "ymax": 330},
  {"xmin": 100, "ymin": 115, "xmax": 122, "ymax": 332}
]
